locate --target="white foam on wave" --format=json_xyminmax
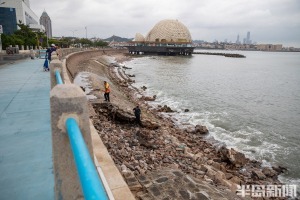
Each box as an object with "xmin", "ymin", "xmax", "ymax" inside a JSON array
[{"xmin": 139, "ymin": 84, "xmax": 284, "ymax": 168}]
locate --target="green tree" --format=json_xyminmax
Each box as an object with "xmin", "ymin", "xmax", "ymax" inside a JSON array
[
  {"xmin": 93, "ymin": 40, "xmax": 108, "ymax": 47},
  {"xmin": 1, "ymin": 21, "xmax": 47, "ymax": 49},
  {"xmin": 14, "ymin": 21, "xmax": 37, "ymax": 46}
]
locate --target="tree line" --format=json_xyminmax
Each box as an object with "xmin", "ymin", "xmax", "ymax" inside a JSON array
[{"xmin": 1, "ymin": 22, "xmax": 108, "ymax": 49}]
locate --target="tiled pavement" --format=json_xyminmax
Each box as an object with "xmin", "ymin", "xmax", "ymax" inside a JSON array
[{"xmin": 0, "ymin": 59, "xmax": 54, "ymax": 199}]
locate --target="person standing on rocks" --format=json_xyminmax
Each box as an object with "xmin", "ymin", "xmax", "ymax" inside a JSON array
[
  {"xmin": 103, "ymin": 81, "xmax": 110, "ymax": 102},
  {"xmin": 133, "ymin": 105, "xmax": 142, "ymax": 126}
]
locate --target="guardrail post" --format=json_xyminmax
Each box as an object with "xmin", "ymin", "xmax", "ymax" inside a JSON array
[
  {"xmin": 50, "ymin": 60, "xmax": 63, "ymax": 89},
  {"xmin": 51, "ymin": 51, "xmax": 59, "ymax": 60},
  {"xmin": 50, "ymin": 84, "xmax": 94, "ymax": 200}
]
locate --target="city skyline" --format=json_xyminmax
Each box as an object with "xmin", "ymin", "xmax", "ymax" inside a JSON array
[{"xmin": 29, "ymin": 0, "xmax": 300, "ymax": 47}]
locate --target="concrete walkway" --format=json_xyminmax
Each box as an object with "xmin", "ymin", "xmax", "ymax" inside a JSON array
[{"xmin": 0, "ymin": 59, "xmax": 54, "ymax": 199}]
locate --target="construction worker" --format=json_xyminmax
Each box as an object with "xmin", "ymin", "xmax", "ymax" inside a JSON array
[{"xmin": 103, "ymin": 81, "xmax": 110, "ymax": 102}]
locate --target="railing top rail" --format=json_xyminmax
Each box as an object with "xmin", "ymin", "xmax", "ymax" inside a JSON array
[
  {"xmin": 65, "ymin": 118, "xmax": 109, "ymax": 200},
  {"xmin": 55, "ymin": 70, "xmax": 63, "ymax": 85}
]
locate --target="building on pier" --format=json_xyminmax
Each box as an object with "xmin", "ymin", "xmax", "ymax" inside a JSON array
[{"xmin": 126, "ymin": 19, "xmax": 194, "ymax": 56}]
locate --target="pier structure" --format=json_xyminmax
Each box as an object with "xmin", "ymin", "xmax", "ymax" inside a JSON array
[{"xmin": 126, "ymin": 19, "xmax": 194, "ymax": 56}]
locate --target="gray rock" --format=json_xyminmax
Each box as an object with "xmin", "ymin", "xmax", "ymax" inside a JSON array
[
  {"xmin": 195, "ymin": 191, "xmax": 210, "ymax": 200},
  {"xmin": 194, "ymin": 124, "xmax": 209, "ymax": 135},
  {"xmin": 262, "ymin": 167, "xmax": 277, "ymax": 177},
  {"xmin": 252, "ymin": 170, "xmax": 266, "ymax": 180}
]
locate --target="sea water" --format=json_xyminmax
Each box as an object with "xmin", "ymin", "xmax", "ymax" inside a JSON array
[{"xmin": 124, "ymin": 50, "xmax": 300, "ymax": 186}]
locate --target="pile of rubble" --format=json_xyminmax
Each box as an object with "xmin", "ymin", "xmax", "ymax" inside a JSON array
[{"xmin": 92, "ymin": 102, "xmax": 284, "ymax": 199}]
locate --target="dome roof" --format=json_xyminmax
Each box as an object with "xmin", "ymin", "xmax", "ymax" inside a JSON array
[
  {"xmin": 134, "ymin": 33, "xmax": 145, "ymax": 42},
  {"xmin": 145, "ymin": 19, "xmax": 192, "ymax": 43}
]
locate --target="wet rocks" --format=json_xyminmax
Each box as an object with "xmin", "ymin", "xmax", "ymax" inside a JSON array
[
  {"xmin": 141, "ymin": 86, "xmax": 147, "ymax": 90},
  {"xmin": 272, "ymin": 165, "xmax": 287, "ymax": 174},
  {"xmin": 157, "ymin": 105, "xmax": 174, "ymax": 112},
  {"xmin": 110, "ymin": 63, "xmax": 121, "ymax": 67},
  {"xmin": 123, "ymin": 66, "xmax": 132, "ymax": 69},
  {"xmin": 252, "ymin": 169, "xmax": 266, "ymax": 180},
  {"xmin": 141, "ymin": 95, "xmax": 156, "ymax": 101},
  {"xmin": 128, "ymin": 74, "xmax": 135, "ymax": 77},
  {"xmin": 184, "ymin": 109, "xmax": 190, "ymax": 112},
  {"xmin": 262, "ymin": 167, "xmax": 277, "ymax": 177}
]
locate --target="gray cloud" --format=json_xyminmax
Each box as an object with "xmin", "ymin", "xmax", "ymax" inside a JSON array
[{"xmin": 30, "ymin": 0, "xmax": 300, "ymax": 47}]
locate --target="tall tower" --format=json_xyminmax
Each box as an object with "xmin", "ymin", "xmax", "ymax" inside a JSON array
[{"xmin": 40, "ymin": 10, "xmax": 52, "ymax": 38}]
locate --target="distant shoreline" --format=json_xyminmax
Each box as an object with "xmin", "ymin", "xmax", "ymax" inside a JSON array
[{"xmin": 194, "ymin": 47, "xmax": 300, "ymax": 52}]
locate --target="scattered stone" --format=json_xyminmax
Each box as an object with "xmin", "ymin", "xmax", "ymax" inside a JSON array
[
  {"xmin": 252, "ymin": 170, "xmax": 266, "ymax": 180},
  {"xmin": 157, "ymin": 105, "xmax": 174, "ymax": 112},
  {"xmin": 155, "ymin": 177, "xmax": 168, "ymax": 183},
  {"xmin": 225, "ymin": 173, "xmax": 233, "ymax": 180},
  {"xmin": 272, "ymin": 165, "xmax": 287, "ymax": 174},
  {"xmin": 141, "ymin": 95, "xmax": 156, "ymax": 101},
  {"xmin": 141, "ymin": 85, "xmax": 147, "ymax": 90},
  {"xmin": 229, "ymin": 176, "xmax": 242, "ymax": 185}
]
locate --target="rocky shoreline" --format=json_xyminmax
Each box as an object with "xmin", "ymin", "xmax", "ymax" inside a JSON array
[{"xmin": 70, "ymin": 49, "xmax": 287, "ymax": 200}]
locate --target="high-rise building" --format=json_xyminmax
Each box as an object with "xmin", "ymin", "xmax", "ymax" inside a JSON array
[
  {"xmin": 0, "ymin": 0, "xmax": 44, "ymax": 34},
  {"xmin": 40, "ymin": 11, "xmax": 52, "ymax": 38},
  {"xmin": 236, "ymin": 34, "xmax": 240, "ymax": 44},
  {"xmin": 246, "ymin": 31, "xmax": 251, "ymax": 44}
]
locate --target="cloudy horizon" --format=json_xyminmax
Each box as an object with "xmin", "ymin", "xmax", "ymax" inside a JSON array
[{"xmin": 30, "ymin": 0, "xmax": 300, "ymax": 47}]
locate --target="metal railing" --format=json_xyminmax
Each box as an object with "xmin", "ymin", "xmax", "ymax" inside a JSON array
[
  {"xmin": 54, "ymin": 70, "xmax": 109, "ymax": 200},
  {"xmin": 55, "ymin": 70, "xmax": 63, "ymax": 85},
  {"xmin": 65, "ymin": 118, "xmax": 108, "ymax": 200}
]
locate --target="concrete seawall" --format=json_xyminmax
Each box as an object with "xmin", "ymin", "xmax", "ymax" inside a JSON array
[{"xmin": 59, "ymin": 48, "xmax": 135, "ymax": 200}]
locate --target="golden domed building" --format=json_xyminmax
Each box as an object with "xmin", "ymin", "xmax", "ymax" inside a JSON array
[{"xmin": 128, "ymin": 19, "xmax": 194, "ymax": 56}]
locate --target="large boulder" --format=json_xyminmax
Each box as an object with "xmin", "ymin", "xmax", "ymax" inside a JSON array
[
  {"xmin": 142, "ymin": 120, "xmax": 160, "ymax": 130},
  {"xmin": 194, "ymin": 125, "xmax": 209, "ymax": 135},
  {"xmin": 219, "ymin": 146, "xmax": 248, "ymax": 167}
]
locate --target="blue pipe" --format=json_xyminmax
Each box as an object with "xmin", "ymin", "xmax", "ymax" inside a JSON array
[
  {"xmin": 65, "ymin": 118, "xmax": 109, "ymax": 200},
  {"xmin": 55, "ymin": 70, "xmax": 63, "ymax": 85}
]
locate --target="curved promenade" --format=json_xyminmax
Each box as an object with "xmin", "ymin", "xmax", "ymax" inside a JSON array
[{"xmin": 0, "ymin": 59, "xmax": 54, "ymax": 199}]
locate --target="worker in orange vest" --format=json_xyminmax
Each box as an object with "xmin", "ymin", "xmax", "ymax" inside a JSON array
[{"xmin": 103, "ymin": 81, "xmax": 110, "ymax": 102}]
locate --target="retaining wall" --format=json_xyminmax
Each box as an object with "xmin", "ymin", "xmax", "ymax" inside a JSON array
[{"xmin": 50, "ymin": 48, "xmax": 134, "ymax": 200}]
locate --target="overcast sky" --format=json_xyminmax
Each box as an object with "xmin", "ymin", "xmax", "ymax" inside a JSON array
[{"xmin": 30, "ymin": 0, "xmax": 300, "ymax": 47}]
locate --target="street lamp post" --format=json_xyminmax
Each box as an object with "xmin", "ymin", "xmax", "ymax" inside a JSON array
[{"xmin": 71, "ymin": 30, "xmax": 77, "ymax": 47}]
